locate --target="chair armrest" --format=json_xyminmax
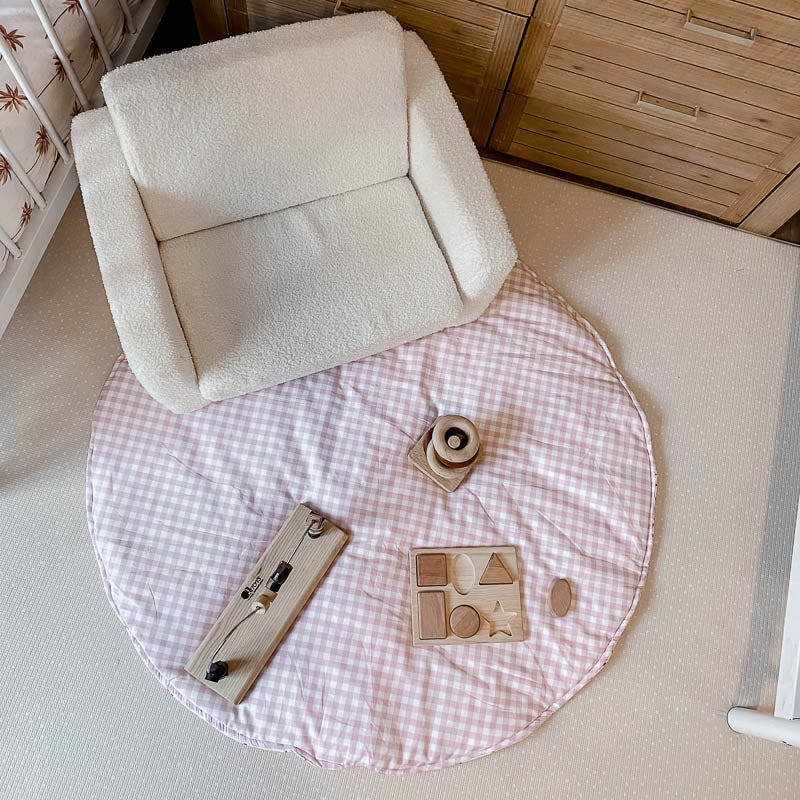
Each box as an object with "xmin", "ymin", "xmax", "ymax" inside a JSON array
[
  {"xmin": 72, "ymin": 108, "xmax": 206, "ymax": 413},
  {"xmin": 404, "ymin": 32, "xmax": 517, "ymax": 325}
]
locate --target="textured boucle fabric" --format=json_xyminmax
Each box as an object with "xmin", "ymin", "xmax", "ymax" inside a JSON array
[
  {"xmin": 159, "ymin": 177, "xmax": 462, "ymax": 401},
  {"xmin": 71, "ymin": 16, "xmax": 519, "ymax": 413},
  {"xmin": 72, "ymin": 109, "xmax": 205, "ymax": 414},
  {"xmin": 405, "ymin": 32, "xmax": 517, "ymax": 325},
  {"xmin": 101, "ymin": 12, "xmax": 409, "ymax": 242}
]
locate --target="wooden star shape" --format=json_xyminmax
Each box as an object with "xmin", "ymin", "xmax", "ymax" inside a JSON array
[{"xmin": 485, "ymin": 600, "xmax": 516, "ymax": 637}]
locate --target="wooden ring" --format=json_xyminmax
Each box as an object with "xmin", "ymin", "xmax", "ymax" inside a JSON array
[
  {"xmin": 431, "ymin": 415, "xmax": 480, "ymax": 466},
  {"xmin": 426, "ymin": 440, "xmax": 470, "ymax": 478}
]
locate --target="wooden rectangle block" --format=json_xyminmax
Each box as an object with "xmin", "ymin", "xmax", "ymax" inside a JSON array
[
  {"xmin": 418, "ymin": 591, "xmax": 447, "ymax": 639},
  {"xmin": 417, "ymin": 552, "xmax": 447, "ymax": 586},
  {"xmin": 185, "ymin": 504, "xmax": 348, "ymax": 704}
]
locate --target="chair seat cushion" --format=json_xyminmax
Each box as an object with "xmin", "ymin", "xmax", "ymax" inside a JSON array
[{"xmin": 159, "ymin": 177, "xmax": 463, "ymax": 402}]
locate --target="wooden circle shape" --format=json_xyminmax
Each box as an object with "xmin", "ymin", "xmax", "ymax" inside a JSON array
[
  {"xmin": 431, "ymin": 415, "xmax": 480, "ymax": 466},
  {"xmin": 449, "ymin": 604, "xmax": 481, "ymax": 638},
  {"xmin": 550, "ymin": 579, "xmax": 572, "ymax": 617}
]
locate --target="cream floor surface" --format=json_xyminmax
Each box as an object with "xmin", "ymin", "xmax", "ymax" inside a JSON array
[{"xmin": 2, "ymin": 162, "xmax": 800, "ymax": 799}]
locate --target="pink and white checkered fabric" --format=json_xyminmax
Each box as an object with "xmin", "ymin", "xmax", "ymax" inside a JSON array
[{"xmin": 87, "ymin": 264, "xmax": 655, "ymax": 773}]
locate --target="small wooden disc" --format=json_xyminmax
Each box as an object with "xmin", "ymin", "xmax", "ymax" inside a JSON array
[
  {"xmin": 550, "ymin": 579, "xmax": 572, "ymax": 617},
  {"xmin": 449, "ymin": 604, "xmax": 481, "ymax": 638}
]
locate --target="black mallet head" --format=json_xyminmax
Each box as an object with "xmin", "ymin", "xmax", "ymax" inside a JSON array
[{"xmin": 205, "ymin": 660, "xmax": 229, "ymax": 682}]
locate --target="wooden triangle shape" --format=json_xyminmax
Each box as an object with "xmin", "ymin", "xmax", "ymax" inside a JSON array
[{"xmin": 479, "ymin": 552, "xmax": 513, "ymax": 585}]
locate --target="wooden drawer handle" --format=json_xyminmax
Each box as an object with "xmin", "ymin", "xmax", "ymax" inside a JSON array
[
  {"xmin": 636, "ymin": 90, "xmax": 699, "ymax": 122},
  {"xmin": 684, "ymin": 10, "xmax": 756, "ymax": 45}
]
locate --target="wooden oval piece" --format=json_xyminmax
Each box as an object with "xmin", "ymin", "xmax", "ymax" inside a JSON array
[
  {"xmin": 550, "ymin": 579, "xmax": 572, "ymax": 617},
  {"xmin": 450, "ymin": 604, "xmax": 481, "ymax": 638},
  {"xmin": 452, "ymin": 552, "xmax": 476, "ymax": 595}
]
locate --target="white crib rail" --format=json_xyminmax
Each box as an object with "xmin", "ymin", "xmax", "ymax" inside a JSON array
[
  {"xmin": 728, "ymin": 491, "xmax": 800, "ymax": 746},
  {"xmin": 0, "ymin": 131, "xmax": 46, "ymax": 209},
  {"xmin": 0, "ymin": 224, "xmax": 21, "ymax": 259},
  {"xmin": 77, "ymin": 0, "xmax": 114, "ymax": 71},
  {"xmin": 0, "ymin": 0, "xmax": 169, "ymax": 337},
  {"xmin": 29, "ymin": 0, "xmax": 90, "ymax": 110},
  {"xmin": 0, "ymin": 36, "xmax": 70, "ymax": 162},
  {"xmin": 115, "ymin": 0, "xmax": 138, "ymax": 35}
]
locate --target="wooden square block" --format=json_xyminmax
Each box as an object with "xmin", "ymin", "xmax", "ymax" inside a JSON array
[
  {"xmin": 416, "ymin": 552, "xmax": 447, "ymax": 586},
  {"xmin": 417, "ymin": 591, "xmax": 447, "ymax": 639}
]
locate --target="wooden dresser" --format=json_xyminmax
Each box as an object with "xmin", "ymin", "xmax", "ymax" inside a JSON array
[
  {"xmin": 191, "ymin": 0, "xmax": 800, "ymax": 235},
  {"xmin": 491, "ymin": 0, "xmax": 800, "ymax": 232}
]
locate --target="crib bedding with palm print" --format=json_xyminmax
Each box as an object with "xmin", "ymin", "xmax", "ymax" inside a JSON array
[{"xmin": 0, "ymin": 0, "xmax": 140, "ymax": 272}]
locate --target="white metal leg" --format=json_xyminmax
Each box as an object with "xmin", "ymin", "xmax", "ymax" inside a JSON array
[
  {"xmin": 773, "ymin": 491, "xmax": 800, "ymax": 719},
  {"xmin": 729, "ymin": 491, "xmax": 800, "ymax": 745},
  {"xmin": 728, "ymin": 707, "xmax": 800, "ymax": 746}
]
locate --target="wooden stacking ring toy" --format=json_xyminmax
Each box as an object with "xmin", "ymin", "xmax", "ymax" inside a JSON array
[
  {"xmin": 409, "ymin": 414, "xmax": 482, "ymax": 492},
  {"xmin": 430, "ymin": 415, "xmax": 480, "ymax": 468}
]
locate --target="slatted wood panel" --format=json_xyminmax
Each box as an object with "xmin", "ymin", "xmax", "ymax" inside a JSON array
[
  {"xmin": 741, "ymin": 169, "xmax": 800, "ymax": 235},
  {"xmin": 567, "ymin": 0, "xmax": 800, "ymax": 73},
  {"xmin": 652, "ymin": 0, "xmax": 800, "ymax": 46},
  {"xmin": 225, "ymin": 0, "xmax": 526, "ymax": 146},
  {"xmin": 491, "ymin": 0, "xmax": 800, "ymax": 224},
  {"xmin": 519, "ymin": 113, "xmax": 750, "ymax": 195},
  {"xmin": 470, "ymin": 0, "xmax": 534, "ymax": 14}
]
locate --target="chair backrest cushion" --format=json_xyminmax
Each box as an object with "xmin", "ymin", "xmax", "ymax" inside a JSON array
[{"xmin": 101, "ymin": 12, "xmax": 409, "ymax": 241}]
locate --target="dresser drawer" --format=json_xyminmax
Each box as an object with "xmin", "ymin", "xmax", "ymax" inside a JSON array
[
  {"xmin": 497, "ymin": 71, "xmax": 790, "ymax": 219},
  {"xmin": 226, "ymin": 0, "xmax": 333, "ymax": 34},
  {"xmin": 500, "ymin": 94, "xmax": 747, "ymax": 218},
  {"xmin": 521, "ymin": 91, "xmax": 757, "ymax": 190},
  {"xmin": 565, "ymin": 0, "xmax": 800, "ymax": 72},
  {"xmin": 545, "ymin": 27, "xmax": 800, "ymax": 155},
  {"xmin": 335, "ymin": 0, "xmax": 524, "ymax": 145}
]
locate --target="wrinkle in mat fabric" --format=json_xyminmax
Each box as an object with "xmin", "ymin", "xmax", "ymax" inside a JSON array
[{"xmin": 86, "ymin": 264, "xmax": 655, "ymax": 773}]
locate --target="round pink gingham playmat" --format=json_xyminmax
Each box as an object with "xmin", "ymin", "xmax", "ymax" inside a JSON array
[{"xmin": 87, "ymin": 263, "xmax": 655, "ymax": 773}]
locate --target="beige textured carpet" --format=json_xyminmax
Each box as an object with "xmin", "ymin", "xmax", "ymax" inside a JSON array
[{"xmin": 2, "ymin": 162, "xmax": 800, "ymax": 798}]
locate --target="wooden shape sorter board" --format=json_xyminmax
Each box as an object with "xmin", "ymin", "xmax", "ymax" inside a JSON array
[{"xmin": 409, "ymin": 547, "xmax": 524, "ymax": 647}]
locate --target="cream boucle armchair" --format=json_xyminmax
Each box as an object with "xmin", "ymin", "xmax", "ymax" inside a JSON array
[{"xmin": 73, "ymin": 12, "xmax": 517, "ymax": 413}]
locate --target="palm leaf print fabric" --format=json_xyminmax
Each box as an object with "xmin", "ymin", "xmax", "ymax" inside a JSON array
[{"xmin": 0, "ymin": 1, "xmax": 141, "ymax": 270}]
